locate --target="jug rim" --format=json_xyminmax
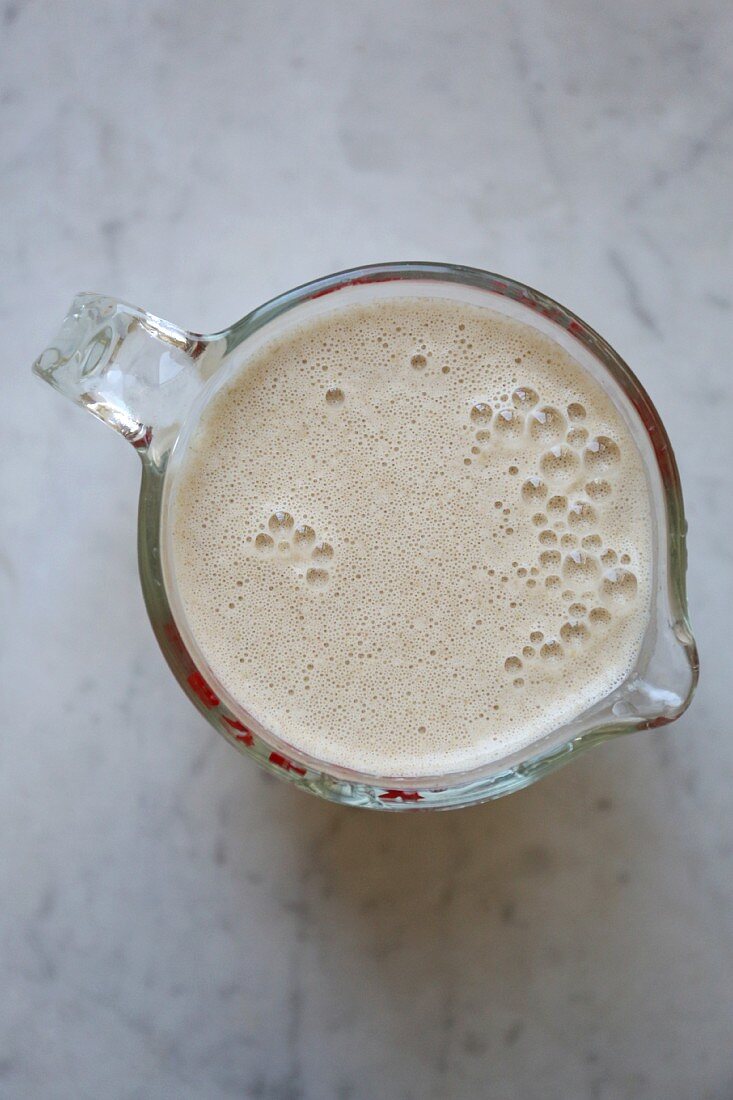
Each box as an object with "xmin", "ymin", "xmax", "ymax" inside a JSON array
[{"xmin": 142, "ymin": 261, "xmax": 698, "ymax": 805}]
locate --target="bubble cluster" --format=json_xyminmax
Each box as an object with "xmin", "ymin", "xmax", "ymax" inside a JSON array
[
  {"xmin": 471, "ymin": 370, "xmax": 644, "ymax": 691},
  {"xmin": 251, "ymin": 511, "xmax": 334, "ymax": 585},
  {"xmin": 171, "ymin": 295, "xmax": 652, "ymax": 777}
]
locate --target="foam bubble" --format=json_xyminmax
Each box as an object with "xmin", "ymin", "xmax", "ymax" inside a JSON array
[
  {"xmin": 563, "ymin": 551, "xmax": 600, "ymax": 583},
  {"xmin": 529, "ymin": 406, "xmax": 566, "ymax": 443},
  {"xmin": 470, "ymin": 402, "xmax": 493, "ymax": 425},
  {"xmin": 269, "ymin": 511, "xmax": 294, "ymax": 533},
  {"xmin": 566, "ymin": 427, "xmax": 589, "ymax": 448},
  {"xmin": 585, "ymin": 479, "xmax": 612, "ymax": 501},
  {"xmin": 585, "ymin": 436, "xmax": 621, "ymax": 472},
  {"xmin": 312, "ymin": 541, "xmax": 334, "ymax": 561},
  {"xmin": 294, "ymin": 524, "xmax": 316, "ymax": 546},
  {"xmin": 521, "ymin": 477, "xmax": 547, "ymax": 503},
  {"xmin": 512, "ymin": 386, "xmax": 539, "ymax": 409},
  {"xmin": 494, "ymin": 407, "xmax": 523, "ymax": 440},
  {"xmin": 540, "ymin": 445, "xmax": 580, "ymax": 483},
  {"xmin": 567, "ymin": 501, "xmax": 597, "ymax": 529},
  {"xmin": 539, "ymin": 549, "xmax": 562, "ymax": 569},
  {"xmin": 547, "ymin": 495, "xmax": 568, "ymax": 516},
  {"xmin": 602, "ymin": 567, "xmax": 638, "ymax": 603},
  {"xmin": 560, "ymin": 621, "xmax": 590, "ymax": 646},
  {"xmin": 540, "ymin": 639, "xmax": 564, "ymax": 661}
]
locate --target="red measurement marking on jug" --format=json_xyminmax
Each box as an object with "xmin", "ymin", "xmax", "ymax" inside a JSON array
[
  {"xmin": 310, "ymin": 272, "xmax": 402, "ymax": 301},
  {"xmin": 187, "ymin": 670, "xmax": 220, "ymax": 709},
  {"xmin": 222, "ymin": 715, "xmax": 254, "ymax": 746},
  {"xmin": 379, "ymin": 789, "xmax": 424, "ymax": 803},
  {"xmin": 268, "ymin": 751, "xmax": 307, "ymax": 777},
  {"xmin": 163, "ymin": 620, "xmax": 188, "ymax": 660}
]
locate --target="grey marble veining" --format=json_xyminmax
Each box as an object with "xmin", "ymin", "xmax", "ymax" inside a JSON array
[{"xmin": 1, "ymin": 2, "xmax": 732, "ymax": 1097}]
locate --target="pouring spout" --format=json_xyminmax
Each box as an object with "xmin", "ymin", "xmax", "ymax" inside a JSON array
[{"xmin": 33, "ymin": 294, "xmax": 225, "ymax": 462}]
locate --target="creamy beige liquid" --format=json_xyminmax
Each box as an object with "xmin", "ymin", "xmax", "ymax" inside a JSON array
[{"xmin": 170, "ymin": 297, "xmax": 652, "ymax": 776}]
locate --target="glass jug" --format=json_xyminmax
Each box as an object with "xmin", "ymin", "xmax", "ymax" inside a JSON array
[{"xmin": 33, "ymin": 263, "xmax": 698, "ymax": 810}]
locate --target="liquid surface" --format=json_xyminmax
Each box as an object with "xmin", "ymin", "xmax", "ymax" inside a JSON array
[{"xmin": 170, "ymin": 297, "xmax": 653, "ymax": 776}]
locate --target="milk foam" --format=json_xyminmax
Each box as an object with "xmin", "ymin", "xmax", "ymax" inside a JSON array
[{"xmin": 170, "ymin": 297, "xmax": 652, "ymax": 776}]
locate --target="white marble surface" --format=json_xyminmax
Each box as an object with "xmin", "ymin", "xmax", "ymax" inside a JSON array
[{"xmin": 2, "ymin": 2, "xmax": 732, "ymax": 1097}]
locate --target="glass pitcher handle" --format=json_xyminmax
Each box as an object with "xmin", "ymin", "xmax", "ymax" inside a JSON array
[{"xmin": 33, "ymin": 294, "xmax": 225, "ymax": 462}]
